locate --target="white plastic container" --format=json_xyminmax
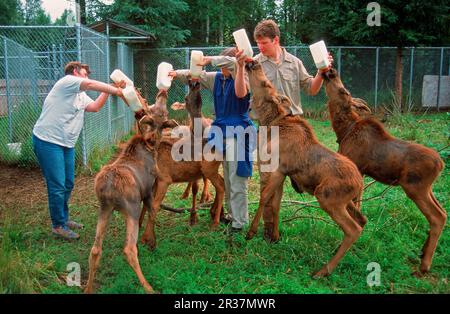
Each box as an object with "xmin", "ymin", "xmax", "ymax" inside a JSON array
[
  {"xmin": 309, "ymin": 40, "xmax": 330, "ymax": 70},
  {"xmin": 156, "ymin": 62, "xmax": 173, "ymax": 90},
  {"xmin": 190, "ymin": 50, "xmax": 204, "ymax": 78},
  {"xmin": 232, "ymin": 29, "xmax": 254, "ymax": 58},
  {"xmin": 7, "ymin": 142, "xmax": 22, "ymax": 157},
  {"xmin": 122, "ymin": 86, "xmax": 143, "ymax": 112},
  {"xmin": 110, "ymin": 69, "xmax": 134, "ymax": 86}
]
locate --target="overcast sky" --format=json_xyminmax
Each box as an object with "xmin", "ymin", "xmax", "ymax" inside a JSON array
[{"xmin": 34, "ymin": 0, "xmax": 114, "ymax": 22}]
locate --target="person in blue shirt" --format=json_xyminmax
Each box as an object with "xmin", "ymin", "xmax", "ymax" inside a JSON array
[{"xmin": 169, "ymin": 47, "xmax": 256, "ymax": 233}]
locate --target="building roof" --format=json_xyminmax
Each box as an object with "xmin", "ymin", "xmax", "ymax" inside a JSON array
[{"xmin": 88, "ymin": 18, "xmax": 155, "ymax": 42}]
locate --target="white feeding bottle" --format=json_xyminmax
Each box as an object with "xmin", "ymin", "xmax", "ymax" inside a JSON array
[
  {"xmin": 122, "ymin": 86, "xmax": 143, "ymax": 112},
  {"xmin": 110, "ymin": 69, "xmax": 134, "ymax": 86},
  {"xmin": 309, "ymin": 40, "xmax": 330, "ymax": 70},
  {"xmin": 156, "ymin": 62, "xmax": 173, "ymax": 90},
  {"xmin": 232, "ymin": 29, "xmax": 254, "ymax": 58},
  {"xmin": 190, "ymin": 50, "xmax": 204, "ymax": 78}
]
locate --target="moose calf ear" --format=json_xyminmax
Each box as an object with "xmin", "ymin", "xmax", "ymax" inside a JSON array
[
  {"xmin": 171, "ymin": 102, "xmax": 186, "ymax": 111},
  {"xmin": 262, "ymin": 80, "xmax": 272, "ymax": 88},
  {"xmin": 134, "ymin": 109, "xmax": 146, "ymax": 120},
  {"xmin": 161, "ymin": 119, "xmax": 179, "ymax": 129},
  {"xmin": 339, "ymin": 87, "xmax": 350, "ymax": 96}
]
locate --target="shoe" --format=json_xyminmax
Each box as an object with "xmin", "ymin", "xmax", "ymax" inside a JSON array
[
  {"xmin": 220, "ymin": 216, "xmax": 232, "ymax": 225},
  {"xmin": 66, "ymin": 220, "xmax": 84, "ymax": 230},
  {"xmin": 223, "ymin": 225, "xmax": 242, "ymax": 235},
  {"xmin": 52, "ymin": 226, "xmax": 80, "ymax": 240},
  {"xmin": 230, "ymin": 227, "xmax": 242, "ymax": 234}
]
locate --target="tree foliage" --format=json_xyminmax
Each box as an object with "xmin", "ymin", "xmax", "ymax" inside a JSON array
[
  {"xmin": 23, "ymin": 0, "xmax": 51, "ymax": 26},
  {"xmin": 0, "ymin": 0, "xmax": 23, "ymax": 25}
]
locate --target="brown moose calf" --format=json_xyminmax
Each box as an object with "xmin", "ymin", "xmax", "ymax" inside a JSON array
[
  {"xmin": 322, "ymin": 68, "xmax": 446, "ymax": 275},
  {"xmin": 85, "ymin": 91, "xmax": 177, "ymax": 294},
  {"xmin": 245, "ymin": 60, "xmax": 365, "ymax": 278}
]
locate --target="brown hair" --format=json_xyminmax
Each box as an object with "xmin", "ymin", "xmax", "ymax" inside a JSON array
[
  {"xmin": 220, "ymin": 47, "xmax": 236, "ymax": 57},
  {"xmin": 64, "ymin": 61, "xmax": 91, "ymax": 75},
  {"xmin": 254, "ymin": 19, "xmax": 280, "ymax": 41}
]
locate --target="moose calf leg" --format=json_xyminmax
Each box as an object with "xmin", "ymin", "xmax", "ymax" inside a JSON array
[
  {"xmin": 404, "ymin": 187, "xmax": 447, "ymax": 274},
  {"xmin": 181, "ymin": 182, "xmax": 192, "ymax": 200},
  {"xmin": 85, "ymin": 208, "xmax": 111, "ymax": 294},
  {"xmin": 199, "ymin": 178, "xmax": 212, "ymax": 203},
  {"xmin": 313, "ymin": 200, "xmax": 362, "ymax": 278},
  {"xmin": 189, "ymin": 181, "xmax": 199, "ymax": 226},
  {"xmin": 247, "ymin": 171, "xmax": 285, "ymax": 240},
  {"xmin": 124, "ymin": 216, "xmax": 154, "ymax": 294}
]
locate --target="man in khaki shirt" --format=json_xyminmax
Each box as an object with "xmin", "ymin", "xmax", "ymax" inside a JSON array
[{"xmin": 236, "ymin": 19, "xmax": 333, "ymax": 242}]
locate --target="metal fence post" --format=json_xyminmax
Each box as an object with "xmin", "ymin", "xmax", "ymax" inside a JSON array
[
  {"xmin": 59, "ymin": 44, "xmax": 63, "ymax": 79},
  {"xmin": 31, "ymin": 52, "xmax": 38, "ymax": 110},
  {"xmin": 4, "ymin": 37, "xmax": 13, "ymax": 143},
  {"xmin": 52, "ymin": 44, "xmax": 56, "ymax": 79},
  {"xmin": 106, "ymin": 21, "xmax": 112, "ymax": 143},
  {"xmin": 19, "ymin": 49, "xmax": 24, "ymax": 106},
  {"xmin": 437, "ymin": 47, "xmax": 444, "ymax": 111},
  {"xmin": 185, "ymin": 47, "xmax": 189, "ymax": 94},
  {"xmin": 374, "ymin": 47, "xmax": 379, "ymax": 110},
  {"xmin": 76, "ymin": 24, "xmax": 87, "ymax": 166},
  {"xmin": 338, "ymin": 47, "xmax": 342, "ymax": 77},
  {"xmin": 408, "ymin": 47, "xmax": 414, "ymax": 111}
]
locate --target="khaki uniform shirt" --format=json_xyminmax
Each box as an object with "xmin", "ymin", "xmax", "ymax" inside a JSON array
[{"xmin": 254, "ymin": 48, "xmax": 313, "ymax": 115}]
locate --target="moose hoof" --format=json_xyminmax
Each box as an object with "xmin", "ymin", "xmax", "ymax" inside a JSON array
[
  {"xmin": 313, "ymin": 267, "xmax": 331, "ymax": 279},
  {"xmin": 263, "ymin": 225, "xmax": 274, "ymax": 242},
  {"xmin": 209, "ymin": 222, "xmax": 219, "ymax": 230},
  {"xmin": 189, "ymin": 216, "xmax": 198, "ymax": 226},
  {"xmin": 144, "ymin": 285, "xmax": 156, "ymax": 294},
  {"xmin": 246, "ymin": 230, "xmax": 256, "ymax": 240},
  {"xmin": 412, "ymin": 271, "xmax": 426, "ymax": 278}
]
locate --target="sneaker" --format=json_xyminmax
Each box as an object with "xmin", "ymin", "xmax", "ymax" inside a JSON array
[
  {"xmin": 52, "ymin": 226, "xmax": 80, "ymax": 240},
  {"xmin": 224, "ymin": 225, "xmax": 242, "ymax": 235},
  {"xmin": 66, "ymin": 220, "xmax": 84, "ymax": 230},
  {"xmin": 230, "ymin": 226, "xmax": 242, "ymax": 234},
  {"xmin": 220, "ymin": 216, "xmax": 232, "ymax": 225}
]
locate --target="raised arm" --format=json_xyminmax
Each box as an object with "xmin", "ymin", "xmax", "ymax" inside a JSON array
[
  {"xmin": 235, "ymin": 49, "xmax": 249, "ymax": 98},
  {"xmin": 309, "ymin": 53, "xmax": 334, "ymax": 96},
  {"xmin": 80, "ymin": 79, "xmax": 123, "ymax": 96}
]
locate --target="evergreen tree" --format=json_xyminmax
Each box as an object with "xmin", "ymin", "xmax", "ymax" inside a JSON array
[{"xmin": 0, "ymin": 0, "xmax": 23, "ymax": 25}]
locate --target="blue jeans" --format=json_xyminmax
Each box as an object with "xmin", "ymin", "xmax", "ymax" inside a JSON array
[{"xmin": 32, "ymin": 135, "xmax": 75, "ymax": 228}]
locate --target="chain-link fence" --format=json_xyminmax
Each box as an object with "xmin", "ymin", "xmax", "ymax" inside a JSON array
[
  {"xmin": 0, "ymin": 25, "xmax": 135, "ymax": 167},
  {"xmin": 134, "ymin": 46, "xmax": 450, "ymax": 120},
  {"xmin": 1, "ymin": 25, "xmax": 448, "ymax": 168}
]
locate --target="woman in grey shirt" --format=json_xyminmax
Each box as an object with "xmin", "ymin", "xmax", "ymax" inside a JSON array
[{"xmin": 33, "ymin": 61, "xmax": 126, "ymax": 240}]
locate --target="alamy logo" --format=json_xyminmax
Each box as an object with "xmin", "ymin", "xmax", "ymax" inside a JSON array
[
  {"xmin": 170, "ymin": 119, "xmax": 280, "ymax": 172},
  {"xmin": 66, "ymin": 262, "xmax": 81, "ymax": 287},
  {"xmin": 366, "ymin": 262, "xmax": 381, "ymax": 287},
  {"xmin": 367, "ymin": 2, "xmax": 381, "ymax": 26}
]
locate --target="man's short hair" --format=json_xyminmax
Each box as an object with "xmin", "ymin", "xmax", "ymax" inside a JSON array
[
  {"xmin": 220, "ymin": 47, "xmax": 236, "ymax": 58},
  {"xmin": 64, "ymin": 61, "xmax": 91, "ymax": 75},
  {"xmin": 254, "ymin": 19, "xmax": 280, "ymax": 41}
]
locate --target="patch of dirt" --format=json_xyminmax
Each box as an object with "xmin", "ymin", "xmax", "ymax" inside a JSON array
[{"xmin": 0, "ymin": 163, "xmax": 96, "ymax": 209}]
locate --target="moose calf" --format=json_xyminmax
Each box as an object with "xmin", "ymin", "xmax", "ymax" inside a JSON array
[{"xmin": 322, "ymin": 68, "xmax": 446, "ymax": 275}]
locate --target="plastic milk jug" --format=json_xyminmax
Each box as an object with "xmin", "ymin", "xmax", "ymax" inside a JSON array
[
  {"xmin": 309, "ymin": 40, "xmax": 330, "ymax": 70},
  {"xmin": 232, "ymin": 29, "xmax": 254, "ymax": 58},
  {"xmin": 110, "ymin": 69, "xmax": 134, "ymax": 86},
  {"xmin": 190, "ymin": 50, "xmax": 204, "ymax": 78},
  {"xmin": 156, "ymin": 62, "xmax": 173, "ymax": 90},
  {"xmin": 122, "ymin": 86, "xmax": 143, "ymax": 112}
]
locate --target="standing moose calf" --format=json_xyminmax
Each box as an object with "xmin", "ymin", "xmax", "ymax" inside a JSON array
[
  {"xmin": 322, "ymin": 68, "xmax": 446, "ymax": 275},
  {"xmin": 244, "ymin": 60, "xmax": 365, "ymax": 278},
  {"xmin": 84, "ymin": 91, "xmax": 177, "ymax": 294}
]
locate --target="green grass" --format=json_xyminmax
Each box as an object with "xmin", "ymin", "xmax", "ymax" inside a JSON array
[{"xmin": 0, "ymin": 112, "xmax": 449, "ymax": 294}]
